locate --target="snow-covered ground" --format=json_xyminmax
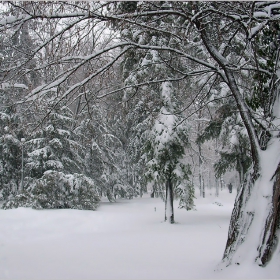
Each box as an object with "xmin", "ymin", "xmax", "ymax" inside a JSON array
[{"xmin": 0, "ymin": 188, "xmax": 279, "ymax": 279}]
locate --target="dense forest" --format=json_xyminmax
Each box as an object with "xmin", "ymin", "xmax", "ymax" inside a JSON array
[{"xmin": 0, "ymin": 1, "xmax": 280, "ymax": 269}]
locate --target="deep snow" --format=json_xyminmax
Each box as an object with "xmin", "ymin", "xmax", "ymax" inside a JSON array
[{"xmin": 0, "ymin": 188, "xmax": 279, "ymax": 279}]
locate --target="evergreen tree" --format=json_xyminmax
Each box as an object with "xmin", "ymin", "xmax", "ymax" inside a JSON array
[
  {"xmin": 2, "ymin": 103, "xmax": 100, "ymax": 210},
  {"xmin": 197, "ymin": 96, "xmax": 252, "ymax": 188},
  {"xmin": 118, "ymin": 2, "xmax": 191, "ymax": 201},
  {"xmin": 76, "ymin": 102, "xmax": 134, "ymax": 202},
  {"xmin": 3, "ymin": 171, "xmax": 100, "ymax": 210},
  {"xmin": 0, "ymin": 105, "xmax": 23, "ymax": 199},
  {"xmin": 144, "ymin": 81, "xmax": 194, "ymax": 223},
  {"xmin": 26, "ymin": 105, "xmax": 84, "ymax": 178}
]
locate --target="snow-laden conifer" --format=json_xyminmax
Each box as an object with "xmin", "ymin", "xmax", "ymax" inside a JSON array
[
  {"xmin": 144, "ymin": 81, "xmax": 194, "ymax": 223},
  {"xmin": 0, "ymin": 105, "xmax": 23, "ymax": 200},
  {"xmin": 25, "ymin": 105, "xmax": 84, "ymax": 178},
  {"xmin": 3, "ymin": 104, "xmax": 100, "ymax": 210},
  {"xmin": 3, "ymin": 171, "xmax": 100, "ymax": 210},
  {"xmin": 75, "ymin": 103, "xmax": 134, "ymax": 202}
]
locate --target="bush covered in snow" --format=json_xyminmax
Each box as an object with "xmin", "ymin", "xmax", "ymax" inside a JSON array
[
  {"xmin": 2, "ymin": 193, "xmax": 32, "ymax": 209},
  {"xmin": 2, "ymin": 171, "xmax": 100, "ymax": 210}
]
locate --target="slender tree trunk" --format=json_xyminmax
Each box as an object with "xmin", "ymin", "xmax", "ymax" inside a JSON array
[
  {"xmin": 164, "ymin": 182, "xmax": 167, "ymax": 221},
  {"xmin": 214, "ymin": 138, "xmax": 219, "ymax": 197},
  {"xmin": 220, "ymin": 177, "xmax": 224, "ymax": 191},
  {"xmin": 165, "ymin": 178, "xmax": 174, "ymax": 224},
  {"xmin": 198, "ymin": 144, "xmax": 203, "ymax": 197},
  {"xmin": 208, "ymin": 169, "xmax": 211, "ymax": 191},
  {"xmin": 215, "ymin": 178, "xmax": 219, "ymax": 197},
  {"xmin": 139, "ymin": 185, "xmax": 143, "ymax": 197},
  {"xmin": 198, "ymin": 110, "xmax": 203, "ymax": 197},
  {"xmin": 202, "ymin": 178, "xmax": 205, "ymax": 198},
  {"xmin": 19, "ymin": 142, "xmax": 24, "ymax": 194},
  {"xmin": 237, "ymin": 156, "xmax": 244, "ymax": 193}
]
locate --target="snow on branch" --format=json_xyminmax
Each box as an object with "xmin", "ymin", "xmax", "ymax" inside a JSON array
[
  {"xmin": 23, "ymin": 43, "xmax": 131, "ymax": 102},
  {"xmin": 0, "ymin": 14, "xmax": 31, "ymax": 29},
  {"xmin": 1, "ymin": 83, "xmax": 28, "ymax": 90}
]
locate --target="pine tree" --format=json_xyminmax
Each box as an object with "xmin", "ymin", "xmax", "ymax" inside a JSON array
[
  {"xmin": 76, "ymin": 102, "xmax": 135, "ymax": 202},
  {"xmin": 26, "ymin": 105, "xmax": 84, "ymax": 178},
  {"xmin": 144, "ymin": 81, "xmax": 194, "ymax": 223},
  {"xmin": 118, "ymin": 2, "xmax": 189, "ymax": 200},
  {"xmin": 2, "ymin": 103, "xmax": 100, "ymax": 210},
  {"xmin": 0, "ymin": 105, "xmax": 23, "ymax": 200},
  {"xmin": 197, "ymin": 97, "xmax": 252, "ymax": 188}
]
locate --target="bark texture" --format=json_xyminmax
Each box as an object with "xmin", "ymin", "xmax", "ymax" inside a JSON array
[
  {"xmin": 222, "ymin": 171, "xmax": 257, "ymax": 263},
  {"xmin": 257, "ymin": 164, "xmax": 280, "ymax": 265},
  {"xmin": 222, "ymin": 160, "xmax": 280, "ymax": 267}
]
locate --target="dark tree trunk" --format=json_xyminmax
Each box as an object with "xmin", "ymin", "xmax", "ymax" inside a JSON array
[
  {"xmin": 202, "ymin": 178, "xmax": 205, "ymax": 198},
  {"xmin": 199, "ymin": 143, "xmax": 203, "ymax": 197},
  {"xmin": 198, "ymin": 110, "xmax": 203, "ymax": 197},
  {"xmin": 257, "ymin": 164, "xmax": 280, "ymax": 265},
  {"xmin": 215, "ymin": 178, "xmax": 219, "ymax": 197},
  {"xmin": 237, "ymin": 156, "xmax": 244, "ymax": 193},
  {"xmin": 165, "ymin": 178, "xmax": 174, "ymax": 224}
]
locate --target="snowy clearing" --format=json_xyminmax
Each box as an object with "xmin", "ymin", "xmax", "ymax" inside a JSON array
[{"xmin": 0, "ymin": 189, "xmax": 279, "ymax": 279}]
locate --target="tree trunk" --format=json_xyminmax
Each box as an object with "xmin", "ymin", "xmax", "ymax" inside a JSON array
[
  {"xmin": 165, "ymin": 178, "xmax": 174, "ymax": 224},
  {"xmin": 258, "ymin": 163, "xmax": 280, "ymax": 264},
  {"xmin": 237, "ymin": 156, "xmax": 244, "ymax": 193},
  {"xmin": 220, "ymin": 177, "xmax": 224, "ymax": 191},
  {"xmin": 198, "ymin": 109, "xmax": 203, "ymax": 197},
  {"xmin": 215, "ymin": 178, "xmax": 219, "ymax": 197},
  {"xmin": 202, "ymin": 178, "xmax": 205, "ymax": 198},
  {"xmin": 222, "ymin": 151, "xmax": 280, "ymax": 267},
  {"xmin": 208, "ymin": 169, "xmax": 211, "ymax": 191},
  {"xmin": 19, "ymin": 144, "xmax": 24, "ymax": 194},
  {"xmin": 198, "ymin": 143, "xmax": 203, "ymax": 197}
]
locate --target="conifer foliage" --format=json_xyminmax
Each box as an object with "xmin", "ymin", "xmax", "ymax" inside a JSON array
[
  {"xmin": 0, "ymin": 106, "xmax": 23, "ymax": 200},
  {"xmin": 3, "ymin": 171, "xmax": 100, "ymax": 210},
  {"xmin": 144, "ymin": 82, "xmax": 194, "ymax": 223},
  {"xmin": 2, "ymin": 104, "xmax": 100, "ymax": 210}
]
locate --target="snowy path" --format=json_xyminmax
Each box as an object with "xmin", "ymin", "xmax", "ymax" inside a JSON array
[{"xmin": 0, "ymin": 190, "xmax": 279, "ymax": 279}]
